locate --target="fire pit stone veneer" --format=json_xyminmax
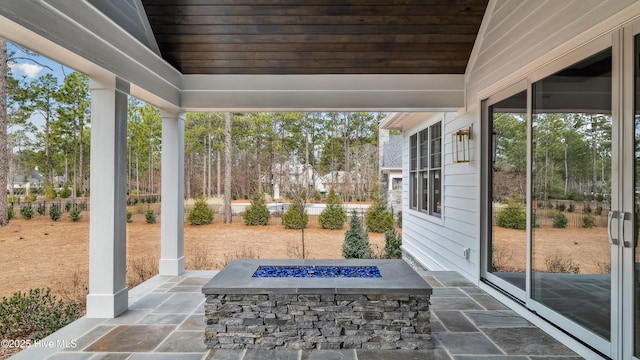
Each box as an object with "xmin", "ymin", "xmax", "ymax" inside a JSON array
[{"xmin": 202, "ymin": 259, "xmax": 432, "ymax": 350}]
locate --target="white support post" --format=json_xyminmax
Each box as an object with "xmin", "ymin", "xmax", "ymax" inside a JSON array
[
  {"xmin": 86, "ymin": 76, "xmax": 129, "ymax": 318},
  {"xmin": 159, "ymin": 110, "xmax": 185, "ymax": 276}
]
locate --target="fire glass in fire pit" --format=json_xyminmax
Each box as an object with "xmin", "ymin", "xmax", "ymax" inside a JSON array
[{"xmin": 252, "ymin": 265, "xmax": 382, "ymax": 278}]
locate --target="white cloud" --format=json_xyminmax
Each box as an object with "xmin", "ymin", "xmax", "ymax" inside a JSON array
[{"xmin": 8, "ymin": 62, "xmax": 44, "ymax": 78}]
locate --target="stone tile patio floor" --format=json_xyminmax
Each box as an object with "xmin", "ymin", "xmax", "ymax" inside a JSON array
[{"xmin": 10, "ymin": 270, "xmax": 583, "ymax": 360}]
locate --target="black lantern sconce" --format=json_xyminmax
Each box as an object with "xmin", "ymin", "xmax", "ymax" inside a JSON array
[{"xmin": 452, "ymin": 126, "xmax": 472, "ymax": 163}]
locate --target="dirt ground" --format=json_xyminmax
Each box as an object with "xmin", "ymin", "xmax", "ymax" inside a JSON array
[
  {"xmin": 492, "ymin": 226, "xmax": 610, "ymax": 274},
  {"xmin": 0, "ymin": 212, "xmax": 613, "ymax": 301},
  {"xmin": 0, "ymin": 214, "xmax": 388, "ymax": 300}
]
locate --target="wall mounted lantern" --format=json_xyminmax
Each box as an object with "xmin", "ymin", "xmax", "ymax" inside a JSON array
[{"xmin": 452, "ymin": 126, "xmax": 472, "ymax": 163}]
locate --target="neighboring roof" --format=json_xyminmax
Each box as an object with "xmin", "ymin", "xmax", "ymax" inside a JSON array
[{"xmin": 382, "ymin": 135, "xmax": 403, "ymax": 170}]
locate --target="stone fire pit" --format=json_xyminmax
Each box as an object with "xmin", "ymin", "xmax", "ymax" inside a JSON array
[{"xmin": 202, "ymin": 259, "xmax": 432, "ymax": 350}]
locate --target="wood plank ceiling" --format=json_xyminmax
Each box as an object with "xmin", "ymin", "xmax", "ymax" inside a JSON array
[{"xmin": 140, "ymin": 0, "xmax": 488, "ymax": 75}]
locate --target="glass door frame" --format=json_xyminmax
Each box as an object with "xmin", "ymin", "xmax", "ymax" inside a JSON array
[{"xmin": 622, "ymin": 20, "xmax": 639, "ymax": 360}]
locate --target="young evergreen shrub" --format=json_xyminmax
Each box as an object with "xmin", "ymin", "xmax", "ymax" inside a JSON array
[
  {"xmin": 365, "ymin": 198, "xmax": 394, "ymax": 233},
  {"xmin": 145, "ymin": 209, "xmax": 156, "ymax": 224},
  {"xmin": 36, "ymin": 203, "xmax": 46, "ymax": 216},
  {"xmin": 496, "ymin": 199, "xmax": 526, "ymax": 230},
  {"xmin": 319, "ymin": 188, "xmax": 346, "ymax": 230},
  {"xmin": 283, "ymin": 197, "xmax": 308, "ymax": 229},
  {"xmin": 0, "ymin": 288, "xmax": 80, "ymax": 340},
  {"xmin": 126, "ymin": 210, "xmax": 133, "ymax": 223},
  {"xmin": 24, "ymin": 193, "xmax": 37, "ymax": 202},
  {"xmin": 69, "ymin": 208, "xmax": 83, "ymax": 222},
  {"xmin": 45, "ymin": 185, "xmax": 57, "ymax": 200},
  {"xmin": 243, "ymin": 192, "xmax": 270, "ymax": 226},
  {"xmin": 384, "ymin": 229, "xmax": 402, "ymax": 259},
  {"xmin": 60, "ymin": 185, "xmax": 72, "ymax": 198},
  {"xmin": 8, "ymin": 205, "xmax": 14, "ymax": 220},
  {"xmin": 557, "ymin": 203, "xmax": 566, "ymax": 212},
  {"xmin": 582, "ymin": 214, "xmax": 596, "ymax": 228},
  {"xmin": 568, "ymin": 203, "xmax": 575, "ymax": 212},
  {"xmin": 49, "ymin": 204, "xmax": 61, "ymax": 221},
  {"xmin": 553, "ymin": 212, "xmax": 568, "ymax": 228},
  {"xmin": 342, "ymin": 210, "xmax": 372, "ymax": 259},
  {"xmin": 188, "ymin": 198, "xmax": 214, "ymax": 225},
  {"xmin": 21, "ymin": 204, "xmax": 34, "ymax": 220}
]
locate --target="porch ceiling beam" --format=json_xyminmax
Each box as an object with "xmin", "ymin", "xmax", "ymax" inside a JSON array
[{"xmin": 181, "ymin": 74, "xmax": 464, "ymax": 111}]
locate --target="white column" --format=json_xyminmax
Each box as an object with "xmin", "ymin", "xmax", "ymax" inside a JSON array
[
  {"xmin": 159, "ymin": 110, "xmax": 185, "ymax": 276},
  {"xmin": 86, "ymin": 77, "xmax": 129, "ymax": 318}
]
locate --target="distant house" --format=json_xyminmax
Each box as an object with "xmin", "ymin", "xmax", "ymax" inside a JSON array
[
  {"xmin": 268, "ymin": 163, "xmax": 326, "ymax": 199},
  {"xmin": 8, "ymin": 168, "xmax": 44, "ymax": 194},
  {"xmin": 379, "ymin": 129, "xmax": 402, "ymax": 210}
]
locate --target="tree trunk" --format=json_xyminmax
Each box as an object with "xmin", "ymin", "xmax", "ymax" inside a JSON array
[
  {"xmin": 78, "ymin": 120, "xmax": 84, "ymax": 196},
  {"xmin": 224, "ymin": 112, "xmax": 232, "ymax": 223},
  {"xmin": 0, "ymin": 38, "xmax": 8, "ymax": 226},
  {"xmin": 216, "ymin": 150, "xmax": 221, "ymax": 197}
]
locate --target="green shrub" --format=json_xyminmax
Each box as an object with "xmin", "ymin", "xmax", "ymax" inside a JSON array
[
  {"xmin": 145, "ymin": 209, "xmax": 156, "ymax": 224},
  {"xmin": 69, "ymin": 208, "xmax": 83, "ymax": 222},
  {"xmin": 365, "ymin": 198, "xmax": 394, "ymax": 233},
  {"xmin": 568, "ymin": 203, "xmax": 575, "ymax": 212},
  {"xmin": 7, "ymin": 195, "xmax": 19, "ymax": 203},
  {"xmin": 397, "ymin": 211, "xmax": 402, "ymax": 228},
  {"xmin": 553, "ymin": 212, "xmax": 568, "ymax": 228},
  {"xmin": 126, "ymin": 210, "xmax": 133, "ymax": 223},
  {"xmin": 8, "ymin": 205, "xmax": 14, "ymax": 220},
  {"xmin": 49, "ymin": 204, "xmax": 61, "ymax": 221},
  {"xmin": 583, "ymin": 203, "xmax": 592, "ymax": 214},
  {"xmin": 319, "ymin": 188, "xmax": 346, "ymax": 230},
  {"xmin": 557, "ymin": 203, "xmax": 566, "ymax": 212},
  {"xmin": 45, "ymin": 185, "xmax": 57, "ymax": 201},
  {"xmin": 60, "ymin": 185, "xmax": 72, "ymax": 198},
  {"xmin": 0, "ymin": 288, "xmax": 80, "ymax": 340},
  {"xmin": 283, "ymin": 197, "xmax": 308, "ymax": 230},
  {"xmin": 384, "ymin": 229, "xmax": 402, "ymax": 259},
  {"xmin": 582, "ymin": 214, "xmax": 596, "ymax": 228},
  {"xmin": 496, "ymin": 199, "xmax": 526, "ymax": 230},
  {"xmin": 36, "ymin": 203, "xmax": 46, "ymax": 216},
  {"xmin": 20, "ymin": 204, "xmax": 34, "ymax": 220},
  {"xmin": 24, "ymin": 193, "xmax": 37, "ymax": 202},
  {"xmin": 243, "ymin": 192, "xmax": 270, "ymax": 226},
  {"xmin": 188, "ymin": 198, "xmax": 214, "ymax": 225},
  {"xmin": 342, "ymin": 210, "xmax": 372, "ymax": 259}
]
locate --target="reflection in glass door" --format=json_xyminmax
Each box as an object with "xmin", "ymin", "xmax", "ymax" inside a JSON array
[
  {"xmin": 531, "ymin": 49, "xmax": 612, "ymax": 340},
  {"xmin": 488, "ymin": 91, "xmax": 528, "ymax": 292}
]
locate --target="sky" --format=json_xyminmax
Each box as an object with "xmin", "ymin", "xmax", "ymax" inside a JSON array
[{"xmin": 8, "ymin": 42, "xmax": 71, "ymax": 83}]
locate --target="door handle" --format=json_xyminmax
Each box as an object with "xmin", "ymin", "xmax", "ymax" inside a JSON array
[
  {"xmin": 620, "ymin": 212, "xmax": 632, "ymax": 248},
  {"xmin": 608, "ymin": 211, "xmax": 619, "ymax": 245}
]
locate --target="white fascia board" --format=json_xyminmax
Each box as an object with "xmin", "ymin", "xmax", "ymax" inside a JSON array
[
  {"xmin": 0, "ymin": 0, "xmax": 180, "ymax": 110},
  {"xmin": 181, "ymin": 74, "xmax": 464, "ymax": 112}
]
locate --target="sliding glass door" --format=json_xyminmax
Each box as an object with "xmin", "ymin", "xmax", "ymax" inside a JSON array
[
  {"xmin": 482, "ymin": 37, "xmax": 620, "ymax": 357},
  {"xmin": 530, "ymin": 49, "xmax": 612, "ymax": 342}
]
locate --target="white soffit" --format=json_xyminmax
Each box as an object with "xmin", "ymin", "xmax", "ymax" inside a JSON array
[{"xmin": 380, "ymin": 112, "xmax": 431, "ymax": 131}]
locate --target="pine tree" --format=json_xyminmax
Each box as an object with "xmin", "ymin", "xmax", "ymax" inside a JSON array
[
  {"xmin": 342, "ymin": 210, "xmax": 372, "ymax": 259},
  {"xmin": 319, "ymin": 188, "xmax": 346, "ymax": 230},
  {"xmin": 243, "ymin": 191, "xmax": 270, "ymax": 225},
  {"xmin": 283, "ymin": 195, "xmax": 308, "ymax": 229}
]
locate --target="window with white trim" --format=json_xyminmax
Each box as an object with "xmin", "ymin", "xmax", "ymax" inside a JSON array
[{"xmin": 409, "ymin": 121, "xmax": 442, "ymax": 216}]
